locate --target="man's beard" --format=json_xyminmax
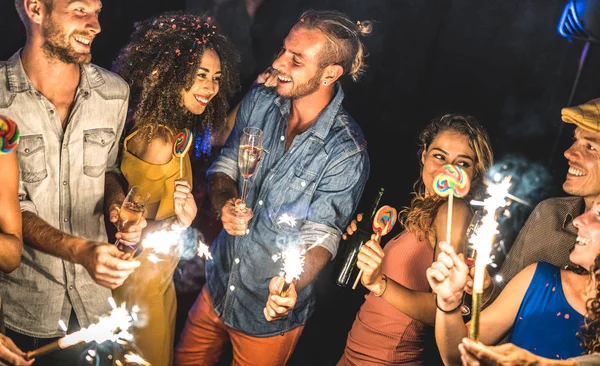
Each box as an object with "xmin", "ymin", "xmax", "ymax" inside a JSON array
[
  {"xmin": 42, "ymin": 15, "xmax": 92, "ymax": 64},
  {"xmin": 279, "ymin": 68, "xmax": 323, "ymax": 100}
]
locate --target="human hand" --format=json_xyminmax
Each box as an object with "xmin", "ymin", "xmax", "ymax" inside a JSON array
[
  {"xmin": 341, "ymin": 213, "xmax": 363, "ymax": 240},
  {"xmin": 79, "ymin": 243, "xmax": 141, "ymax": 289},
  {"xmin": 220, "ymin": 198, "xmax": 253, "ymax": 236},
  {"xmin": 108, "ymin": 203, "xmax": 148, "ymax": 246},
  {"xmin": 0, "ymin": 334, "xmax": 33, "ymax": 365},
  {"xmin": 255, "ymin": 66, "xmax": 278, "ymax": 88},
  {"xmin": 459, "ymin": 338, "xmax": 547, "ymax": 366},
  {"xmin": 464, "ymin": 266, "xmax": 492, "ymax": 295},
  {"xmin": 426, "ymin": 242, "xmax": 469, "ymax": 309},
  {"xmin": 357, "ymin": 234, "xmax": 385, "ymax": 292},
  {"xmin": 264, "ymin": 276, "xmax": 297, "ymax": 322},
  {"xmin": 173, "ymin": 179, "xmax": 197, "ymax": 228}
]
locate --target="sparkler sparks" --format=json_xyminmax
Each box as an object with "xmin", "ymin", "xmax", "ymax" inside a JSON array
[
  {"xmin": 123, "ymin": 352, "xmax": 151, "ymax": 365},
  {"xmin": 197, "ymin": 239, "xmax": 213, "ymax": 260},
  {"xmin": 277, "ymin": 213, "xmax": 297, "ymax": 228},
  {"xmin": 142, "ymin": 225, "xmax": 185, "ymax": 263},
  {"xmin": 26, "ymin": 298, "xmax": 139, "ymax": 360}
]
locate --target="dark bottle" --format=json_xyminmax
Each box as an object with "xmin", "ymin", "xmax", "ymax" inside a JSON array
[{"xmin": 334, "ymin": 187, "xmax": 385, "ymax": 288}]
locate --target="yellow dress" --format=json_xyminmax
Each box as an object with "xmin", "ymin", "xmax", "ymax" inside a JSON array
[{"xmin": 113, "ymin": 129, "xmax": 193, "ymax": 366}]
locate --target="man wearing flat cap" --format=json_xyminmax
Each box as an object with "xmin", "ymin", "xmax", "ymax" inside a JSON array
[{"xmin": 468, "ymin": 98, "xmax": 600, "ymax": 365}]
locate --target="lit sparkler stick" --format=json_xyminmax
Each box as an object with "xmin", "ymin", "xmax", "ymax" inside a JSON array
[
  {"xmin": 273, "ymin": 247, "xmax": 306, "ymax": 297},
  {"xmin": 123, "ymin": 352, "xmax": 151, "ymax": 365},
  {"xmin": 468, "ymin": 175, "xmax": 511, "ymax": 341},
  {"xmin": 26, "ymin": 298, "xmax": 137, "ymax": 360}
]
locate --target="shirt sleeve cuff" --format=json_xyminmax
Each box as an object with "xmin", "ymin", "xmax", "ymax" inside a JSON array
[
  {"xmin": 207, "ymin": 156, "xmax": 239, "ymax": 182},
  {"xmin": 300, "ymin": 221, "xmax": 341, "ymax": 259},
  {"xmin": 19, "ymin": 197, "xmax": 38, "ymax": 215}
]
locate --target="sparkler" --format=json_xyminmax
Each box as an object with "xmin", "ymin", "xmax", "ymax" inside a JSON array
[
  {"xmin": 123, "ymin": 352, "xmax": 151, "ymax": 365},
  {"xmin": 26, "ymin": 298, "xmax": 138, "ymax": 360},
  {"xmin": 468, "ymin": 175, "xmax": 511, "ymax": 341},
  {"xmin": 197, "ymin": 239, "xmax": 213, "ymax": 260},
  {"xmin": 142, "ymin": 225, "xmax": 184, "ymax": 263}
]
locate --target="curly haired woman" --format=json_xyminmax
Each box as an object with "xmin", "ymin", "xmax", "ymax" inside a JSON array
[
  {"xmin": 111, "ymin": 12, "xmax": 239, "ymax": 365},
  {"xmin": 338, "ymin": 114, "xmax": 494, "ymax": 365}
]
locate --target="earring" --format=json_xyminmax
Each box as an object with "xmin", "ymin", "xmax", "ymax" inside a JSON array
[{"xmin": 323, "ymin": 80, "xmax": 328, "ymax": 85}]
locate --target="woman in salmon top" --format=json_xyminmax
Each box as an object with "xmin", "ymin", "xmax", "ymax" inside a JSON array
[{"xmin": 338, "ymin": 114, "xmax": 493, "ymax": 365}]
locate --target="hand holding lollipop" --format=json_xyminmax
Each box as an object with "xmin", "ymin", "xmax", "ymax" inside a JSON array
[
  {"xmin": 0, "ymin": 116, "xmax": 21, "ymax": 154},
  {"xmin": 432, "ymin": 164, "xmax": 471, "ymax": 244},
  {"xmin": 352, "ymin": 205, "xmax": 397, "ymax": 290},
  {"xmin": 173, "ymin": 128, "xmax": 193, "ymax": 179}
]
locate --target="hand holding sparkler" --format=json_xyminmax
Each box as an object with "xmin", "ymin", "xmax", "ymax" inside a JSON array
[
  {"xmin": 426, "ymin": 242, "xmax": 469, "ymax": 311},
  {"xmin": 79, "ymin": 243, "xmax": 140, "ymax": 289},
  {"xmin": 173, "ymin": 178, "xmax": 197, "ymax": 228},
  {"xmin": 0, "ymin": 334, "xmax": 33, "ymax": 365},
  {"xmin": 264, "ymin": 276, "xmax": 297, "ymax": 322}
]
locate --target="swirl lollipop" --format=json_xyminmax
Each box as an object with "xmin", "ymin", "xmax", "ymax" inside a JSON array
[
  {"xmin": 353, "ymin": 205, "xmax": 398, "ymax": 290},
  {"xmin": 173, "ymin": 128, "xmax": 193, "ymax": 178},
  {"xmin": 433, "ymin": 164, "xmax": 471, "ymax": 244},
  {"xmin": 0, "ymin": 116, "xmax": 21, "ymax": 154}
]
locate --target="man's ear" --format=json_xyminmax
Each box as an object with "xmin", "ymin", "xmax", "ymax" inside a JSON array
[
  {"xmin": 322, "ymin": 64, "xmax": 344, "ymax": 85},
  {"xmin": 24, "ymin": 0, "xmax": 47, "ymax": 26}
]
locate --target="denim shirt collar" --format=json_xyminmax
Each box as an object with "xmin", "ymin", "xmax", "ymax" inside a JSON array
[
  {"xmin": 6, "ymin": 50, "xmax": 106, "ymax": 95},
  {"xmin": 274, "ymin": 82, "xmax": 345, "ymax": 141}
]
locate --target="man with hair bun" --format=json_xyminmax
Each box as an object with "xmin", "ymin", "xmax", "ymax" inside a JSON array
[{"xmin": 175, "ymin": 9, "xmax": 372, "ymax": 365}]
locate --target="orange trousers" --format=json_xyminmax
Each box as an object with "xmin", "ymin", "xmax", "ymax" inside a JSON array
[{"xmin": 174, "ymin": 286, "xmax": 304, "ymax": 366}]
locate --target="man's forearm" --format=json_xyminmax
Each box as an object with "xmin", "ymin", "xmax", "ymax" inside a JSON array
[
  {"xmin": 208, "ymin": 172, "xmax": 238, "ymax": 214},
  {"xmin": 104, "ymin": 172, "xmax": 126, "ymax": 214},
  {"xmin": 22, "ymin": 211, "xmax": 88, "ymax": 264},
  {"xmin": 295, "ymin": 246, "xmax": 331, "ymax": 292}
]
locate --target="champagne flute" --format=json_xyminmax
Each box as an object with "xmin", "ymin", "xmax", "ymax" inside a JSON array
[
  {"xmin": 238, "ymin": 127, "xmax": 263, "ymax": 209},
  {"xmin": 460, "ymin": 209, "xmax": 483, "ymax": 316},
  {"xmin": 114, "ymin": 186, "xmax": 150, "ymax": 257}
]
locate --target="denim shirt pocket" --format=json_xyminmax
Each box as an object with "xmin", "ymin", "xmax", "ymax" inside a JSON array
[
  {"xmin": 17, "ymin": 135, "xmax": 47, "ymax": 183},
  {"xmin": 83, "ymin": 128, "xmax": 115, "ymax": 177},
  {"xmin": 273, "ymin": 166, "xmax": 318, "ymax": 226}
]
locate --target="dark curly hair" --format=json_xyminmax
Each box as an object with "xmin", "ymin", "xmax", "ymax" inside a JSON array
[
  {"xmin": 399, "ymin": 114, "xmax": 494, "ymax": 237},
  {"xmin": 113, "ymin": 12, "xmax": 240, "ymax": 142},
  {"xmin": 581, "ymin": 254, "xmax": 600, "ymax": 353}
]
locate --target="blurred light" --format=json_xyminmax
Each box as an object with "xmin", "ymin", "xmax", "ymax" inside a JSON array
[
  {"xmin": 495, "ymin": 274, "xmax": 503, "ymax": 283},
  {"xmin": 557, "ymin": 0, "xmax": 600, "ymax": 42}
]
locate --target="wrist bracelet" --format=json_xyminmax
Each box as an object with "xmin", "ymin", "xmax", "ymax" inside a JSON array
[
  {"xmin": 436, "ymin": 296, "xmax": 461, "ymax": 313},
  {"xmin": 374, "ymin": 274, "xmax": 388, "ymax": 297}
]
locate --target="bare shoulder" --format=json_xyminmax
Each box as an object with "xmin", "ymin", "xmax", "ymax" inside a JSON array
[{"xmin": 128, "ymin": 128, "xmax": 174, "ymax": 165}]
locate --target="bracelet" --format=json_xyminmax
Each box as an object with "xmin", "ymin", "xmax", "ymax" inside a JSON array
[
  {"xmin": 374, "ymin": 274, "xmax": 388, "ymax": 297},
  {"xmin": 436, "ymin": 296, "xmax": 462, "ymax": 313}
]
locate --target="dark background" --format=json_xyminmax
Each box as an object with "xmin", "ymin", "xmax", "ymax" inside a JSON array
[{"xmin": 2, "ymin": 0, "xmax": 600, "ymax": 365}]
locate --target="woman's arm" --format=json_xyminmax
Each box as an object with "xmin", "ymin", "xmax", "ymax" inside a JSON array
[{"xmin": 0, "ymin": 150, "xmax": 23, "ymax": 273}]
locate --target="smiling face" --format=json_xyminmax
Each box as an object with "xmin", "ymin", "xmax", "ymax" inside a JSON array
[
  {"xmin": 271, "ymin": 26, "xmax": 327, "ymax": 100},
  {"xmin": 421, "ymin": 130, "xmax": 476, "ymax": 197},
  {"xmin": 40, "ymin": 0, "xmax": 102, "ymax": 64},
  {"xmin": 563, "ymin": 127, "xmax": 600, "ymax": 207},
  {"xmin": 181, "ymin": 48, "xmax": 222, "ymax": 115},
  {"xmin": 571, "ymin": 194, "xmax": 600, "ymax": 270}
]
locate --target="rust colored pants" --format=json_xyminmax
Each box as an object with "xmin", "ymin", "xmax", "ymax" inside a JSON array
[{"xmin": 174, "ymin": 286, "xmax": 304, "ymax": 366}]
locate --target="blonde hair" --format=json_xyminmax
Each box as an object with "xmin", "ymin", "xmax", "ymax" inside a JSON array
[
  {"xmin": 400, "ymin": 114, "xmax": 494, "ymax": 237},
  {"xmin": 296, "ymin": 10, "xmax": 372, "ymax": 82}
]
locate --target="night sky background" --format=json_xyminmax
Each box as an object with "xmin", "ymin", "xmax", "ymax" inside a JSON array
[{"xmin": 2, "ymin": 0, "xmax": 600, "ymax": 364}]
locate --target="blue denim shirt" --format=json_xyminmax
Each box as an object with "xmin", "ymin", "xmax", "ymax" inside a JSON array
[
  {"xmin": 0, "ymin": 51, "xmax": 129, "ymax": 337},
  {"xmin": 207, "ymin": 84, "xmax": 370, "ymax": 336}
]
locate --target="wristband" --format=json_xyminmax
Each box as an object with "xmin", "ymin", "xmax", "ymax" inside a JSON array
[
  {"xmin": 374, "ymin": 274, "xmax": 388, "ymax": 297},
  {"xmin": 436, "ymin": 296, "xmax": 461, "ymax": 313}
]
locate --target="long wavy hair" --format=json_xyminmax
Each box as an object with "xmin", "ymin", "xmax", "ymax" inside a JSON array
[
  {"xmin": 399, "ymin": 114, "xmax": 494, "ymax": 237},
  {"xmin": 113, "ymin": 12, "xmax": 240, "ymax": 142},
  {"xmin": 581, "ymin": 255, "xmax": 600, "ymax": 353}
]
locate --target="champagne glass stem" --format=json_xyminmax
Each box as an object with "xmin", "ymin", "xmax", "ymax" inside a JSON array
[{"xmin": 240, "ymin": 178, "xmax": 249, "ymax": 206}]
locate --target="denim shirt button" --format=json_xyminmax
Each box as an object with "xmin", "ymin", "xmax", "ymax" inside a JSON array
[
  {"xmin": 62, "ymin": 181, "xmax": 67, "ymax": 186},
  {"xmin": 234, "ymin": 258, "xmax": 240, "ymax": 264},
  {"xmin": 229, "ymin": 285, "xmax": 235, "ymax": 292},
  {"xmin": 300, "ymin": 181, "xmax": 306, "ymax": 187},
  {"xmin": 63, "ymin": 218, "xmax": 68, "ymax": 222},
  {"xmin": 280, "ymin": 136, "xmax": 285, "ymax": 141},
  {"xmin": 258, "ymin": 200, "xmax": 264, "ymax": 206}
]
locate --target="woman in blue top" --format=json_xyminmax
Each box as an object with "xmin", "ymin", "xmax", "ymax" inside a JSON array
[{"xmin": 422, "ymin": 192, "xmax": 600, "ymax": 364}]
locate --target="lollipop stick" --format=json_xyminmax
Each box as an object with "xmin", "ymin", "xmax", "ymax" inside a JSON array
[
  {"xmin": 352, "ymin": 232, "xmax": 381, "ymax": 290},
  {"xmin": 446, "ymin": 191, "xmax": 454, "ymax": 244},
  {"xmin": 180, "ymin": 156, "xmax": 183, "ymax": 179}
]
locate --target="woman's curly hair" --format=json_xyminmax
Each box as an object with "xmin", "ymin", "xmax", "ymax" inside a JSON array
[
  {"xmin": 113, "ymin": 12, "xmax": 240, "ymax": 141},
  {"xmin": 581, "ymin": 254, "xmax": 600, "ymax": 353},
  {"xmin": 399, "ymin": 114, "xmax": 494, "ymax": 237}
]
